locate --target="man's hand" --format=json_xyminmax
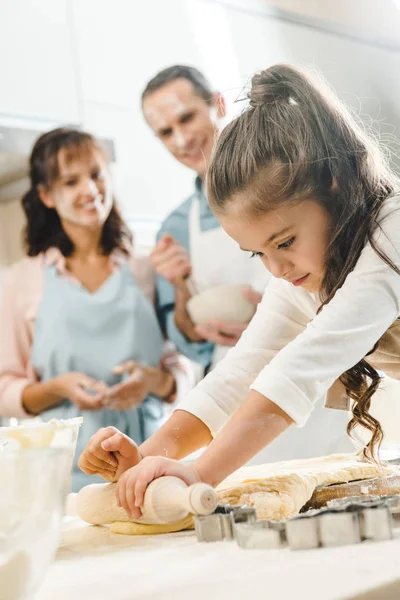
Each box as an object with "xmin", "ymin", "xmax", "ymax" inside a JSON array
[
  {"xmin": 242, "ymin": 287, "xmax": 263, "ymax": 306},
  {"xmin": 194, "ymin": 287, "xmax": 263, "ymax": 346},
  {"xmin": 195, "ymin": 321, "xmax": 247, "ymax": 346},
  {"xmin": 151, "ymin": 234, "xmax": 191, "ymax": 285}
]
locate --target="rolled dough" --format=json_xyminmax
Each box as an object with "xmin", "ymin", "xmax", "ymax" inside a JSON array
[
  {"xmin": 109, "ymin": 516, "xmax": 193, "ymax": 535},
  {"xmin": 85, "ymin": 453, "xmax": 398, "ymax": 535},
  {"xmin": 216, "ymin": 453, "xmax": 396, "ymax": 521}
]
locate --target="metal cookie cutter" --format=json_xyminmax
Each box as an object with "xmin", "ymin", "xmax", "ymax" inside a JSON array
[
  {"xmin": 233, "ymin": 494, "xmax": 399, "ymax": 552},
  {"xmin": 287, "ymin": 496, "xmax": 394, "ymax": 551},
  {"xmin": 235, "ymin": 519, "xmax": 286, "ymax": 550},
  {"xmin": 194, "ymin": 505, "xmax": 257, "ymax": 543}
]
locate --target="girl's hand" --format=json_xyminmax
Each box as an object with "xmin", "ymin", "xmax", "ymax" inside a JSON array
[
  {"xmin": 78, "ymin": 426, "xmax": 142, "ymax": 482},
  {"xmin": 115, "ymin": 456, "xmax": 202, "ymax": 519}
]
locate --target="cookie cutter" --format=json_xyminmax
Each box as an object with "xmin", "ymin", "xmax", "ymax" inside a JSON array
[
  {"xmin": 235, "ymin": 519, "xmax": 286, "ymax": 549},
  {"xmin": 234, "ymin": 494, "xmax": 399, "ymax": 551},
  {"xmin": 193, "ymin": 505, "xmax": 257, "ymax": 543}
]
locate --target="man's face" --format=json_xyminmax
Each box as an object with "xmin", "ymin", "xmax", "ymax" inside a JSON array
[{"xmin": 143, "ymin": 78, "xmax": 225, "ymax": 178}]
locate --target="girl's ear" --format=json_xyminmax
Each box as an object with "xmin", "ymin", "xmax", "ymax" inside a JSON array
[{"xmin": 38, "ymin": 185, "xmax": 56, "ymax": 209}]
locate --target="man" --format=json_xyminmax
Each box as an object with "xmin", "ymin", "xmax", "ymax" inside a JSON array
[{"xmin": 141, "ymin": 65, "xmax": 268, "ymax": 374}]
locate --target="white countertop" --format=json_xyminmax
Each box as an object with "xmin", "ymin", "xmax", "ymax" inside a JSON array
[{"xmin": 34, "ymin": 516, "xmax": 400, "ymax": 600}]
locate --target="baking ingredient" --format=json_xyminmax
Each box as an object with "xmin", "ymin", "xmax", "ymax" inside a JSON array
[
  {"xmin": 109, "ymin": 517, "xmax": 193, "ymax": 536},
  {"xmin": 78, "ymin": 453, "xmax": 397, "ymax": 535},
  {"xmin": 217, "ymin": 453, "xmax": 394, "ymax": 520},
  {"xmin": 187, "ymin": 284, "xmax": 256, "ymax": 325}
]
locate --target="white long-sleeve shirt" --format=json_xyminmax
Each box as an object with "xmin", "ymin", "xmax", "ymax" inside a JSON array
[{"xmin": 178, "ymin": 196, "xmax": 400, "ymax": 436}]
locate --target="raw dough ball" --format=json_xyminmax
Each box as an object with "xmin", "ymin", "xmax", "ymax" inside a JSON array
[
  {"xmin": 187, "ymin": 284, "xmax": 256, "ymax": 325},
  {"xmin": 76, "ymin": 483, "xmax": 129, "ymax": 525}
]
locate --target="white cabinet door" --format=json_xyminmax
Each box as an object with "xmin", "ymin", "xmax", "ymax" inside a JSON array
[{"xmin": 0, "ymin": 0, "xmax": 80, "ymax": 123}]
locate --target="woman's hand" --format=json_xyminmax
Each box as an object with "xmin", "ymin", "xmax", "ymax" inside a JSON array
[
  {"xmin": 78, "ymin": 426, "xmax": 143, "ymax": 482},
  {"xmin": 52, "ymin": 372, "xmax": 108, "ymax": 410},
  {"xmin": 106, "ymin": 361, "xmax": 176, "ymax": 408},
  {"xmin": 105, "ymin": 362, "xmax": 150, "ymax": 410},
  {"xmin": 115, "ymin": 456, "xmax": 202, "ymax": 519}
]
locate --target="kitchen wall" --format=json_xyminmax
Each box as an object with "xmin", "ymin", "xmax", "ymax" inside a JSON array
[{"xmin": 1, "ymin": 0, "xmax": 400, "ymax": 259}]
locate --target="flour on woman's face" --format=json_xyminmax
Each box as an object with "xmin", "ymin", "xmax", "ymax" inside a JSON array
[{"xmin": 46, "ymin": 148, "xmax": 113, "ymax": 228}]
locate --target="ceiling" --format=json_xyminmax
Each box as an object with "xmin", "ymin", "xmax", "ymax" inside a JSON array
[{"xmin": 264, "ymin": 0, "xmax": 400, "ymax": 48}]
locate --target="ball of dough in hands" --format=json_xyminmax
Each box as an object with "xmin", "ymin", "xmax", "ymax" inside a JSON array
[{"xmin": 187, "ymin": 284, "xmax": 256, "ymax": 325}]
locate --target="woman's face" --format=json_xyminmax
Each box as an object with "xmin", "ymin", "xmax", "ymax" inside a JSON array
[
  {"xmin": 219, "ymin": 198, "xmax": 331, "ymax": 293},
  {"xmin": 41, "ymin": 146, "xmax": 113, "ymax": 228}
]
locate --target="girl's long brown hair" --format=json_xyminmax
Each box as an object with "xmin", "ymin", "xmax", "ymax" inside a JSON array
[{"xmin": 207, "ymin": 64, "xmax": 400, "ymax": 460}]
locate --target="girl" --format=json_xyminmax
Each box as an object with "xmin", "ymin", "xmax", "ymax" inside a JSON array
[
  {"xmin": 0, "ymin": 127, "xmax": 193, "ymax": 491},
  {"xmin": 79, "ymin": 64, "xmax": 400, "ymax": 518}
]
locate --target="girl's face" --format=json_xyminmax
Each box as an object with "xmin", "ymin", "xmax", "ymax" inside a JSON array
[
  {"xmin": 40, "ymin": 146, "xmax": 113, "ymax": 228},
  {"xmin": 219, "ymin": 199, "xmax": 331, "ymax": 293}
]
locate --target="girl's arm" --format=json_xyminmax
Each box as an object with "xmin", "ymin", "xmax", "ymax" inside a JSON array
[
  {"xmin": 117, "ymin": 393, "xmax": 292, "ymax": 517},
  {"xmin": 139, "ymin": 409, "xmax": 213, "ymax": 460},
  {"xmin": 139, "ymin": 276, "xmax": 310, "ymax": 460},
  {"xmin": 194, "ymin": 391, "xmax": 292, "ymax": 486}
]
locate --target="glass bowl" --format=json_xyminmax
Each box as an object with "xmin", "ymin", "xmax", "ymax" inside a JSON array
[{"xmin": 0, "ymin": 447, "xmax": 70, "ymax": 600}]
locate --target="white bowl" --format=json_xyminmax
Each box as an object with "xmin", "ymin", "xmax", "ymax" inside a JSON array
[{"xmin": 187, "ymin": 284, "xmax": 256, "ymax": 325}]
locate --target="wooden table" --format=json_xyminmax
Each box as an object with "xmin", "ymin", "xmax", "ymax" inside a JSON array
[{"xmin": 35, "ymin": 516, "xmax": 400, "ymax": 600}]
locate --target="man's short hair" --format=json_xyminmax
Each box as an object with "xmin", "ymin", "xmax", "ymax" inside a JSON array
[{"xmin": 142, "ymin": 65, "xmax": 213, "ymax": 104}]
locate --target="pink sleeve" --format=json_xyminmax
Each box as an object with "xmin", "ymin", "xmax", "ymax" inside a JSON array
[{"xmin": 0, "ymin": 259, "xmax": 43, "ymax": 418}]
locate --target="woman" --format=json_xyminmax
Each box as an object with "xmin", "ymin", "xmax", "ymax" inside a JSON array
[
  {"xmin": 0, "ymin": 127, "xmax": 193, "ymax": 491},
  {"xmin": 79, "ymin": 64, "xmax": 400, "ymax": 518}
]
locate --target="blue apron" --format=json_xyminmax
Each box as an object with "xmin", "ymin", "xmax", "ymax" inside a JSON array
[{"xmin": 31, "ymin": 262, "xmax": 165, "ymax": 491}]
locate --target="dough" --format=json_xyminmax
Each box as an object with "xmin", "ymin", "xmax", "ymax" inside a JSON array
[
  {"xmin": 82, "ymin": 453, "xmax": 397, "ymax": 534},
  {"xmin": 110, "ymin": 515, "xmax": 193, "ymax": 535},
  {"xmin": 216, "ymin": 453, "xmax": 396, "ymax": 521},
  {"xmin": 187, "ymin": 284, "xmax": 256, "ymax": 325}
]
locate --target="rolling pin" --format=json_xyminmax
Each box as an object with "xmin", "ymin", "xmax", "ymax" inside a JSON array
[{"xmin": 72, "ymin": 476, "xmax": 217, "ymax": 525}]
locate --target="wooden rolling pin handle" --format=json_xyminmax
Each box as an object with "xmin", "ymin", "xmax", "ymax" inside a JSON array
[
  {"xmin": 187, "ymin": 483, "xmax": 218, "ymax": 516},
  {"xmin": 143, "ymin": 477, "xmax": 217, "ymax": 522}
]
